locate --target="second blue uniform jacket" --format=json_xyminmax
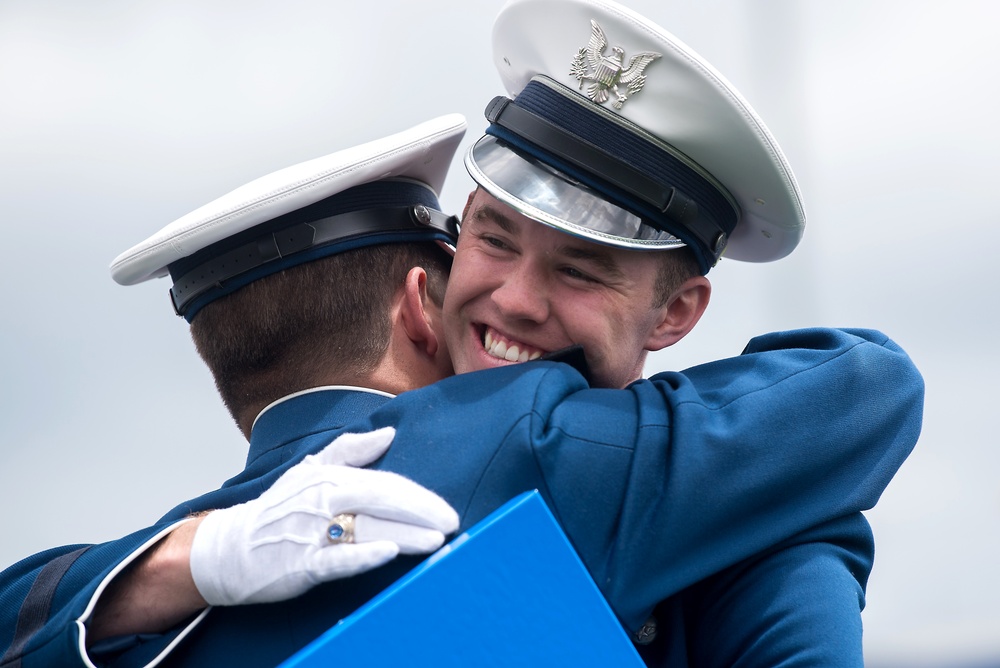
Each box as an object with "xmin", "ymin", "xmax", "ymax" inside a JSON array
[{"xmin": 0, "ymin": 328, "xmax": 924, "ymax": 667}]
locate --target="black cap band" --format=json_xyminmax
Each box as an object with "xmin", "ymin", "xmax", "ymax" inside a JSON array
[{"xmin": 169, "ymin": 205, "xmax": 457, "ymax": 318}]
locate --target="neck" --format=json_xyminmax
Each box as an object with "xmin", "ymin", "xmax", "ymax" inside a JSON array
[
  {"xmin": 234, "ymin": 282, "xmax": 452, "ymax": 438},
  {"xmin": 234, "ymin": 364, "xmax": 424, "ymax": 439}
]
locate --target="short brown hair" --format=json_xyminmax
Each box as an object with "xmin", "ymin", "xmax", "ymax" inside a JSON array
[
  {"xmin": 653, "ymin": 246, "xmax": 700, "ymax": 307},
  {"xmin": 190, "ymin": 242, "xmax": 449, "ymax": 424}
]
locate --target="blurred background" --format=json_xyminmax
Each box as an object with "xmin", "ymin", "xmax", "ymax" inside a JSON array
[{"xmin": 1, "ymin": 1, "xmax": 997, "ymax": 665}]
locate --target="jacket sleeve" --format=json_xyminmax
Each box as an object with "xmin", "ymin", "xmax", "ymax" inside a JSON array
[
  {"xmin": 531, "ymin": 327, "xmax": 923, "ymax": 632},
  {"xmin": 0, "ymin": 522, "xmax": 206, "ymax": 668},
  {"xmin": 679, "ymin": 513, "xmax": 874, "ymax": 668}
]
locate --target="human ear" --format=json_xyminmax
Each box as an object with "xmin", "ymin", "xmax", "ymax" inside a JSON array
[
  {"xmin": 461, "ymin": 190, "xmax": 477, "ymax": 223},
  {"xmin": 645, "ymin": 276, "xmax": 711, "ymax": 351},
  {"xmin": 400, "ymin": 267, "xmax": 441, "ymax": 358}
]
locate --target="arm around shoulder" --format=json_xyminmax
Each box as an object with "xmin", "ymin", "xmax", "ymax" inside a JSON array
[
  {"xmin": 86, "ymin": 516, "xmax": 208, "ymax": 644},
  {"xmin": 0, "ymin": 518, "xmax": 205, "ymax": 668}
]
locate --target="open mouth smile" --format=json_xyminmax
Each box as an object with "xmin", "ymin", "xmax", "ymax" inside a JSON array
[{"xmin": 482, "ymin": 325, "xmax": 546, "ymax": 362}]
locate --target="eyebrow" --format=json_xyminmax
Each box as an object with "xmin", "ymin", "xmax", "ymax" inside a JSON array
[
  {"xmin": 558, "ymin": 244, "xmax": 627, "ymax": 281},
  {"xmin": 470, "ymin": 202, "xmax": 519, "ymax": 235},
  {"xmin": 471, "ymin": 199, "xmax": 627, "ymax": 281}
]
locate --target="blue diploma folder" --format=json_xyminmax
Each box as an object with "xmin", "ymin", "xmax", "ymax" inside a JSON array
[{"xmin": 281, "ymin": 490, "xmax": 644, "ymax": 666}]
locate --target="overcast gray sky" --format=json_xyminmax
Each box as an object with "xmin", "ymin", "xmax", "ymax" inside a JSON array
[{"xmin": 1, "ymin": 1, "xmax": 997, "ymax": 665}]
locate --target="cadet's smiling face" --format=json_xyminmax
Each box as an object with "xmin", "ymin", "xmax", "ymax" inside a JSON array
[{"xmin": 442, "ymin": 188, "xmax": 690, "ymax": 389}]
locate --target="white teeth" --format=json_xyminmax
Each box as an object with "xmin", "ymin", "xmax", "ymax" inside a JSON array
[{"xmin": 483, "ymin": 326, "xmax": 544, "ymax": 362}]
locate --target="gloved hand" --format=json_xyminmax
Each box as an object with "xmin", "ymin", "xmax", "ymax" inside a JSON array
[{"xmin": 190, "ymin": 427, "xmax": 459, "ymax": 606}]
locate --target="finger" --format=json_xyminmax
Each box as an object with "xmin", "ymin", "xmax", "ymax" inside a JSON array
[
  {"xmin": 309, "ymin": 427, "xmax": 396, "ymax": 467},
  {"xmin": 318, "ymin": 468, "xmax": 460, "ymax": 533},
  {"xmin": 354, "ymin": 515, "xmax": 448, "ymax": 554},
  {"xmin": 307, "ymin": 540, "xmax": 400, "ymax": 581}
]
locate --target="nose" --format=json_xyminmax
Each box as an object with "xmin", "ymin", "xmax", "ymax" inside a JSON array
[{"xmin": 490, "ymin": 261, "xmax": 550, "ymax": 324}]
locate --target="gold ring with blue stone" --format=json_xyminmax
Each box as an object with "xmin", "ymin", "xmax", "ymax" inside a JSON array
[{"xmin": 327, "ymin": 513, "xmax": 356, "ymax": 544}]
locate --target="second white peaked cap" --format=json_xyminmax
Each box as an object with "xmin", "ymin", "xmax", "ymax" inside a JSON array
[
  {"xmin": 111, "ymin": 114, "xmax": 467, "ymax": 319},
  {"xmin": 469, "ymin": 0, "xmax": 805, "ymax": 273}
]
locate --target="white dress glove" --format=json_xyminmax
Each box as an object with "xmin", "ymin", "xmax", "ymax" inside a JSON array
[{"xmin": 189, "ymin": 427, "xmax": 459, "ymax": 606}]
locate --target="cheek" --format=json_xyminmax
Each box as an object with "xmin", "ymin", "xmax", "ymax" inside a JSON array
[
  {"xmin": 574, "ymin": 304, "xmax": 644, "ymax": 367},
  {"xmin": 447, "ymin": 245, "xmax": 513, "ymax": 311},
  {"xmin": 559, "ymin": 297, "xmax": 619, "ymax": 349},
  {"xmin": 441, "ymin": 290, "xmax": 470, "ymax": 356},
  {"xmin": 443, "ymin": 255, "xmax": 478, "ymax": 311}
]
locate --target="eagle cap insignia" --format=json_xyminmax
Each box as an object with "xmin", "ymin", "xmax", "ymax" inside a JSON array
[{"xmin": 570, "ymin": 19, "xmax": 661, "ymax": 110}]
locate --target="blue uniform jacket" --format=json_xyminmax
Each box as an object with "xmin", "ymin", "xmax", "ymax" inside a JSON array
[{"xmin": 0, "ymin": 328, "xmax": 924, "ymax": 667}]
